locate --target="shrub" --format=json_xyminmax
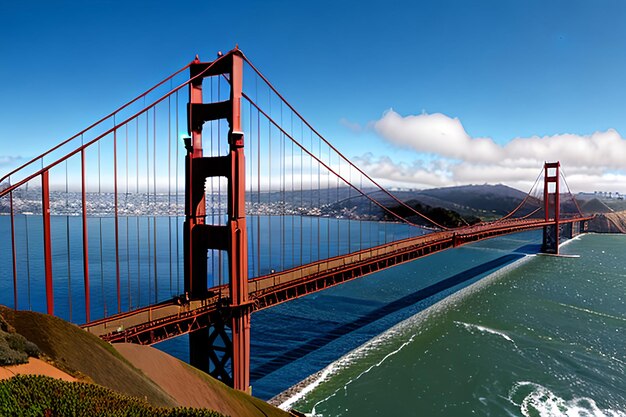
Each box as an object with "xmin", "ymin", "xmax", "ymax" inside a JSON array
[
  {"xmin": 0, "ymin": 337, "xmax": 27, "ymax": 366},
  {"xmin": 0, "ymin": 375, "xmax": 226, "ymax": 417},
  {"xmin": 0, "ymin": 313, "xmax": 41, "ymax": 365}
]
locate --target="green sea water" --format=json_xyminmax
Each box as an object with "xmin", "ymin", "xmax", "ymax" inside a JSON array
[{"xmin": 287, "ymin": 234, "xmax": 626, "ymax": 416}]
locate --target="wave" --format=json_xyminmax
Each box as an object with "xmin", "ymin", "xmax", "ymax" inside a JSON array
[
  {"xmin": 454, "ymin": 321, "xmax": 517, "ymax": 346},
  {"xmin": 508, "ymin": 381, "xmax": 626, "ymax": 417},
  {"xmin": 557, "ymin": 302, "xmax": 626, "ymax": 323},
  {"xmin": 276, "ymin": 318, "xmax": 419, "ymax": 412}
]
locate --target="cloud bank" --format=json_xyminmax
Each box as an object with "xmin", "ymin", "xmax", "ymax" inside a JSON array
[{"xmin": 367, "ymin": 110, "xmax": 626, "ymax": 192}]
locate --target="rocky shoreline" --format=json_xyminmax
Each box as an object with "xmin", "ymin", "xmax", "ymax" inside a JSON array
[{"xmin": 268, "ymin": 368, "xmax": 327, "ymax": 408}]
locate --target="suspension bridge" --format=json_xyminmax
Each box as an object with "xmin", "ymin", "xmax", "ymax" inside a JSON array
[{"xmin": 0, "ymin": 47, "xmax": 592, "ymax": 392}]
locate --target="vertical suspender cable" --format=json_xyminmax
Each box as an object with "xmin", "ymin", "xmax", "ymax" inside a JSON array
[
  {"xmin": 334, "ymin": 153, "xmax": 338, "ymax": 256},
  {"xmin": 348, "ymin": 164, "xmax": 351, "ymax": 252},
  {"xmin": 267, "ymin": 91, "xmax": 274, "ymax": 272},
  {"xmin": 98, "ymin": 140, "xmax": 106, "ymax": 318},
  {"xmin": 317, "ymin": 131, "xmax": 320, "ymax": 262},
  {"xmin": 136, "ymin": 118, "xmax": 141, "ymax": 305},
  {"xmin": 256, "ymin": 78, "xmax": 261, "ymax": 276},
  {"xmin": 126, "ymin": 123, "xmax": 131, "ymax": 309},
  {"xmin": 146, "ymin": 110, "xmax": 151, "ymax": 303},
  {"xmin": 281, "ymin": 110, "xmax": 284, "ymax": 269},
  {"xmin": 359, "ymin": 175, "xmax": 363, "ymax": 251},
  {"xmin": 81, "ymin": 140, "xmax": 90, "ymax": 322},
  {"xmin": 25, "ymin": 210, "xmax": 31, "ymax": 310},
  {"xmin": 281, "ymin": 103, "xmax": 285, "ymax": 271},
  {"xmin": 113, "ymin": 116, "xmax": 121, "ymax": 314},
  {"xmin": 153, "ymin": 106, "xmax": 158, "ymax": 303},
  {"xmin": 10, "ymin": 190, "xmax": 18, "ymax": 310},
  {"xmin": 175, "ymin": 90, "xmax": 180, "ymax": 295},
  {"xmin": 168, "ymin": 93, "xmax": 173, "ymax": 296},
  {"xmin": 291, "ymin": 113, "xmax": 295, "ymax": 268},
  {"xmin": 65, "ymin": 160, "xmax": 72, "ymax": 321}
]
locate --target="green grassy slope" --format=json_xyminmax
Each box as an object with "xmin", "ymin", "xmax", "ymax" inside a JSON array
[{"xmin": 0, "ymin": 306, "xmax": 176, "ymax": 407}]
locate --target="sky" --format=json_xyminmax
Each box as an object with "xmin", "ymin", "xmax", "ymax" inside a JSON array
[{"xmin": 2, "ymin": 0, "xmax": 626, "ymax": 193}]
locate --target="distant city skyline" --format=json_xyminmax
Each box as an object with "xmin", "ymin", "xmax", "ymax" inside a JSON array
[{"xmin": 2, "ymin": 1, "xmax": 626, "ymax": 192}]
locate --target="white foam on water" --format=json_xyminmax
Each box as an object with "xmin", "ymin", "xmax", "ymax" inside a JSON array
[
  {"xmin": 508, "ymin": 381, "xmax": 626, "ymax": 417},
  {"xmin": 454, "ymin": 321, "xmax": 517, "ymax": 346},
  {"xmin": 557, "ymin": 302, "xmax": 626, "ymax": 323},
  {"xmin": 560, "ymin": 233, "xmax": 585, "ymax": 249},
  {"xmin": 277, "ymin": 321, "xmax": 418, "ymax": 412}
]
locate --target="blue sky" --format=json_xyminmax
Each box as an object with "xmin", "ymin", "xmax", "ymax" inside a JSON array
[{"xmin": 2, "ymin": 0, "xmax": 626, "ymax": 192}]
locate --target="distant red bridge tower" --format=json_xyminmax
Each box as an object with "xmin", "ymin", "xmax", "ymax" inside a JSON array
[{"xmin": 542, "ymin": 161, "xmax": 560, "ymax": 254}]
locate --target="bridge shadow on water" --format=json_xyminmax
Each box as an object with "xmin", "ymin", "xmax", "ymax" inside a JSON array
[{"xmin": 250, "ymin": 252, "xmax": 525, "ymax": 380}]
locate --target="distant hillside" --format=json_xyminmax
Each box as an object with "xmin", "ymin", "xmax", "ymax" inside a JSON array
[
  {"xmin": 580, "ymin": 198, "xmax": 614, "ymax": 215},
  {"xmin": 588, "ymin": 210, "xmax": 626, "ymax": 233},
  {"xmin": 347, "ymin": 184, "xmax": 531, "ymax": 222},
  {"xmin": 418, "ymin": 184, "xmax": 527, "ymax": 215},
  {"xmin": 383, "ymin": 200, "xmax": 481, "ymax": 228}
]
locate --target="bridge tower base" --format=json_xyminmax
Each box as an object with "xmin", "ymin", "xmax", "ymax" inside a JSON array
[
  {"xmin": 184, "ymin": 49, "xmax": 251, "ymax": 392},
  {"xmin": 541, "ymin": 162, "xmax": 560, "ymax": 254}
]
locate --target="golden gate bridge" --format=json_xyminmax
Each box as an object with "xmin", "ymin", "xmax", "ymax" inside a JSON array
[{"xmin": 0, "ymin": 47, "xmax": 592, "ymax": 392}]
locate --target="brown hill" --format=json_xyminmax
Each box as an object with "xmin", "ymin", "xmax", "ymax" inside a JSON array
[
  {"xmin": 0, "ymin": 306, "xmax": 175, "ymax": 406},
  {"xmin": 0, "ymin": 306, "xmax": 292, "ymax": 417},
  {"xmin": 115, "ymin": 343, "xmax": 291, "ymax": 417},
  {"xmin": 588, "ymin": 210, "xmax": 626, "ymax": 233}
]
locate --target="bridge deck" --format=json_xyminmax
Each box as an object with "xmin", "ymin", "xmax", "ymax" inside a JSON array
[{"xmin": 83, "ymin": 217, "xmax": 590, "ymax": 344}]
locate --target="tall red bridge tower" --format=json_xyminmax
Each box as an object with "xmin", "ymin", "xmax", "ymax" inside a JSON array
[
  {"xmin": 184, "ymin": 49, "xmax": 251, "ymax": 392},
  {"xmin": 542, "ymin": 161, "xmax": 560, "ymax": 254}
]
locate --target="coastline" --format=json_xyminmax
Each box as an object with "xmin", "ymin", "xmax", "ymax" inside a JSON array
[{"xmin": 271, "ymin": 248, "xmax": 541, "ymax": 411}]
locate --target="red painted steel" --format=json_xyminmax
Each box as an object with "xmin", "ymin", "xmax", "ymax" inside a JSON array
[
  {"xmin": 90, "ymin": 216, "xmax": 592, "ymax": 345},
  {"xmin": 9, "ymin": 191, "xmax": 18, "ymax": 310},
  {"xmin": 81, "ymin": 149, "xmax": 91, "ymax": 323},
  {"xmin": 228, "ymin": 51, "xmax": 251, "ymax": 393},
  {"xmin": 114, "ymin": 130, "xmax": 121, "ymax": 314},
  {"xmin": 41, "ymin": 170, "xmax": 54, "ymax": 315},
  {"xmin": 184, "ymin": 55, "xmax": 208, "ymax": 298},
  {"xmin": 543, "ymin": 161, "xmax": 561, "ymax": 254}
]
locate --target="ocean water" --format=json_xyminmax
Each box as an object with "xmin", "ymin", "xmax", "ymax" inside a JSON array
[
  {"xmin": 284, "ymin": 234, "xmax": 626, "ymax": 417},
  {"xmin": 0, "ymin": 214, "xmax": 422, "ymax": 323},
  {"xmin": 3, "ymin": 214, "xmax": 622, "ymax": 416},
  {"xmin": 158, "ymin": 228, "xmax": 542, "ymax": 400}
]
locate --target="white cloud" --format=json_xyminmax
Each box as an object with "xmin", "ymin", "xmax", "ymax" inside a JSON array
[
  {"xmin": 374, "ymin": 110, "xmax": 502, "ymax": 163},
  {"xmin": 365, "ymin": 110, "xmax": 626, "ymax": 192},
  {"xmin": 352, "ymin": 153, "xmax": 452, "ymax": 189}
]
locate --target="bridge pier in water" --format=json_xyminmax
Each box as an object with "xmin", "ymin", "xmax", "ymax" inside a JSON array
[
  {"xmin": 541, "ymin": 162, "xmax": 561, "ymax": 254},
  {"xmin": 184, "ymin": 50, "xmax": 251, "ymax": 392}
]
